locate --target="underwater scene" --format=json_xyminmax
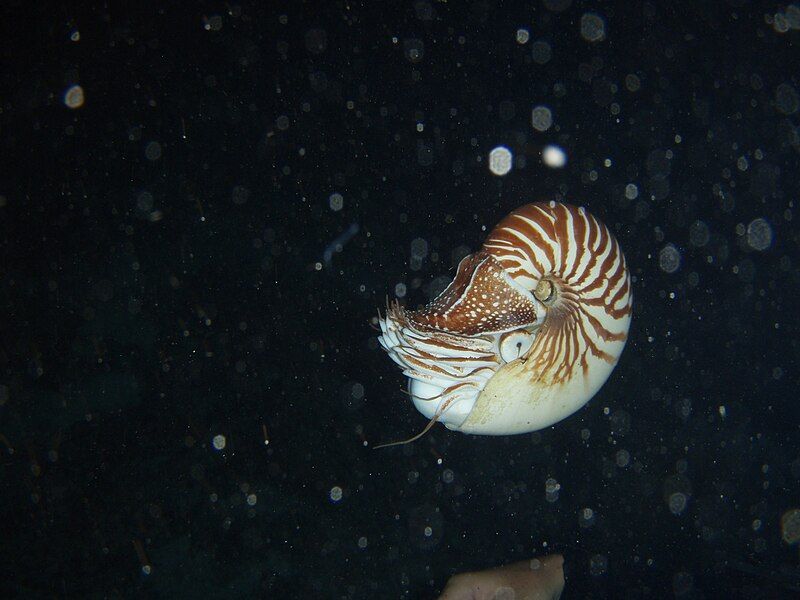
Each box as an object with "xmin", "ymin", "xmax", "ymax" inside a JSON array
[{"xmin": 1, "ymin": 1, "xmax": 799, "ymax": 598}]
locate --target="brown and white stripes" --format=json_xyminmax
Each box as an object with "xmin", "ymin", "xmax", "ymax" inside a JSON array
[{"xmin": 482, "ymin": 201, "xmax": 632, "ymax": 385}]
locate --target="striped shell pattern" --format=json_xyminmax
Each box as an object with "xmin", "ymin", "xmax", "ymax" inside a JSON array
[{"xmin": 378, "ymin": 201, "xmax": 632, "ymax": 437}]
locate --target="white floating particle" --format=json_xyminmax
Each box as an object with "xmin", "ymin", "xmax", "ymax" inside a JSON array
[
  {"xmin": 329, "ymin": 193, "xmax": 344, "ymax": 211},
  {"xmin": 746, "ymin": 218, "xmax": 773, "ymax": 251},
  {"xmin": 781, "ymin": 509, "xmax": 800, "ymax": 544},
  {"xmin": 542, "ymin": 144, "xmax": 567, "ymax": 168},
  {"xmin": 689, "ymin": 220, "xmax": 710, "ymax": 247},
  {"xmin": 516, "ymin": 28, "xmax": 530, "ymax": 44},
  {"xmin": 590, "ymin": 554, "xmax": 608, "ymax": 576},
  {"xmin": 659, "ymin": 244, "xmax": 681, "ymax": 274},
  {"xmin": 63, "ymin": 85, "xmax": 85, "ymax": 109},
  {"xmin": 580, "ymin": 12, "xmax": 606, "ymax": 42},
  {"xmin": 350, "ymin": 382, "xmax": 364, "ymax": 400},
  {"xmin": 410, "ymin": 237, "xmax": 429, "ymax": 259},
  {"xmin": 212, "ymin": 434, "xmax": 226, "ymax": 450},
  {"xmin": 489, "ymin": 146, "xmax": 513, "ymax": 176},
  {"xmin": 203, "ymin": 15, "xmax": 223, "ymax": 31},
  {"xmin": 531, "ymin": 105, "xmax": 553, "ymax": 132},
  {"xmin": 144, "ymin": 141, "xmax": 162, "ymax": 161},
  {"xmin": 329, "ymin": 486, "xmax": 343, "ymax": 502},
  {"xmin": 668, "ymin": 492, "xmax": 688, "ymax": 515}
]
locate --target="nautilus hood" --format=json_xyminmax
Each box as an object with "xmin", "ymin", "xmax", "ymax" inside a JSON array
[
  {"xmin": 378, "ymin": 201, "xmax": 632, "ymax": 440},
  {"xmin": 406, "ymin": 251, "xmax": 540, "ymax": 336}
]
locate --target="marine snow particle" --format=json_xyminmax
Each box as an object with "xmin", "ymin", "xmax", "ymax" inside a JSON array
[
  {"xmin": 63, "ymin": 85, "xmax": 85, "ymax": 109},
  {"xmin": 329, "ymin": 486, "xmax": 343, "ymax": 502},
  {"xmin": 231, "ymin": 185, "xmax": 249, "ymax": 205},
  {"xmin": 403, "ymin": 38, "xmax": 425, "ymax": 63},
  {"xmin": 746, "ymin": 218, "xmax": 773, "ymax": 251},
  {"xmin": 489, "ymin": 146, "xmax": 513, "ymax": 176},
  {"xmin": 781, "ymin": 508, "xmax": 800, "ymax": 544},
  {"xmin": 329, "ymin": 192, "xmax": 344, "ymax": 211},
  {"xmin": 580, "ymin": 13, "xmax": 606, "ymax": 42},
  {"xmin": 624, "ymin": 183, "xmax": 639, "ymax": 200},
  {"xmin": 659, "ymin": 243, "xmax": 681, "ymax": 274},
  {"xmin": 531, "ymin": 105, "xmax": 553, "ymax": 132},
  {"xmin": 775, "ymin": 83, "xmax": 799, "ymax": 114},
  {"xmin": 203, "ymin": 15, "xmax": 223, "ymax": 31},
  {"xmin": 531, "ymin": 40, "xmax": 553, "ymax": 64},
  {"xmin": 579, "ymin": 507, "xmax": 596, "ymax": 528},
  {"xmin": 542, "ymin": 144, "xmax": 567, "ymax": 168},
  {"xmin": 589, "ymin": 554, "xmax": 608, "ymax": 576},
  {"xmin": 144, "ymin": 141, "xmax": 162, "ymax": 161},
  {"xmin": 668, "ymin": 492, "xmax": 688, "ymax": 515},
  {"xmin": 625, "ymin": 74, "xmax": 641, "ymax": 92},
  {"xmin": 689, "ymin": 220, "xmax": 710, "ymax": 247},
  {"xmin": 410, "ymin": 238, "xmax": 429, "ymax": 261}
]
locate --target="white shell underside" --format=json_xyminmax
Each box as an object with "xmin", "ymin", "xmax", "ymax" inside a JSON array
[
  {"xmin": 455, "ymin": 335, "xmax": 626, "ymax": 435},
  {"xmin": 379, "ymin": 306, "xmax": 629, "ymax": 435}
]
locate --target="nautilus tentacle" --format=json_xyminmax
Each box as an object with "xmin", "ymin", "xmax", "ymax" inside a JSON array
[{"xmin": 378, "ymin": 201, "xmax": 632, "ymax": 438}]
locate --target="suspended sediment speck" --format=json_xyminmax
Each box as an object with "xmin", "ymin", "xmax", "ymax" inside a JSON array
[
  {"xmin": 329, "ymin": 486, "xmax": 343, "ymax": 502},
  {"xmin": 531, "ymin": 105, "xmax": 553, "ymax": 132},
  {"xmin": 659, "ymin": 243, "xmax": 681, "ymax": 273},
  {"xmin": 488, "ymin": 146, "xmax": 513, "ymax": 176},
  {"xmin": 542, "ymin": 144, "xmax": 567, "ymax": 168},
  {"xmin": 63, "ymin": 85, "xmax": 85, "ymax": 109},
  {"xmin": 746, "ymin": 218, "xmax": 773, "ymax": 251}
]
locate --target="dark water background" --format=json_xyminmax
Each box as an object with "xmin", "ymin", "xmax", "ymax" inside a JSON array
[{"xmin": 1, "ymin": 1, "xmax": 799, "ymax": 598}]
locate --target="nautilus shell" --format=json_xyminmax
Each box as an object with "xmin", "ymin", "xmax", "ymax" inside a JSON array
[{"xmin": 378, "ymin": 201, "xmax": 632, "ymax": 438}]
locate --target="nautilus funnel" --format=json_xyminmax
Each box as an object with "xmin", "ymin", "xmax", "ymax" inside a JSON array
[{"xmin": 378, "ymin": 201, "xmax": 632, "ymax": 437}]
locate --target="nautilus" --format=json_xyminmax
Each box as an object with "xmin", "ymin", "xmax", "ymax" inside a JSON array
[{"xmin": 377, "ymin": 201, "xmax": 631, "ymax": 445}]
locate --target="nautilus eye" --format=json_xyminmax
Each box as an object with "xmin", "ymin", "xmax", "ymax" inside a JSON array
[
  {"xmin": 499, "ymin": 330, "xmax": 534, "ymax": 363},
  {"xmin": 377, "ymin": 201, "xmax": 632, "ymax": 442}
]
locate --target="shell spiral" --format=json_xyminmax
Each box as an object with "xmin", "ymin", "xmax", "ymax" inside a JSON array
[{"xmin": 378, "ymin": 201, "xmax": 632, "ymax": 437}]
